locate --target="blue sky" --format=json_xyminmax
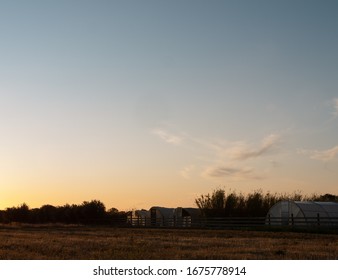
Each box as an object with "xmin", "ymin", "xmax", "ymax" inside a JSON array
[{"xmin": 0, "ymin": 0, "xmax": 338, "ymax": 210}]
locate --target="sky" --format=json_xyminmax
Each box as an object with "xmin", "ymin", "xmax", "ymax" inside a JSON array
[{"xmin": 0, "ymin": 0, "xmax": 338, "ymax": 211}]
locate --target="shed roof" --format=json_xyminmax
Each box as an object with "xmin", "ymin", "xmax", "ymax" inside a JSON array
[
  {"xmin": 175, "ymin": 207, "xmax": 201, "ymax": 218},
  {"xmin": 150, "ymin": 206, "xmax": 175, "ymax": 218}
]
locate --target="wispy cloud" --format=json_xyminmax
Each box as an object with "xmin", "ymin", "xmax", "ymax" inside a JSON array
[
  {"xmin": 200, "ymin": 134, "xmax": 281, "ymax": 180},
  {"xmin": 298, "ymin": 145, "xmax": 338, "ymax": 162},
  {"xmin": 152, "ymin": 129, "xmax": 183, "ymax": 145},
  {"xmin": 333, "ymin": 98, "xmax": 338, "ymax": 117},
  {"xmin": 202, "ymin": 165, "xmax": 263, "ymax": 180},
  {"xmin": 224, "ymin": 134, "xmax": 281, "ymax": 160},
  {"xmin": 151, "ymin": 126, "xmax": 282, "ymax": 181},
  {"xmin": 180, "ymin": 165, "xmax": 194, "ymax": 179}
]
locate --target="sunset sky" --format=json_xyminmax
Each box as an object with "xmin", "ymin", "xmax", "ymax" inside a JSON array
[{"xmin": 1, "ymin": 0, "xmax": 338, "ymax": 211}]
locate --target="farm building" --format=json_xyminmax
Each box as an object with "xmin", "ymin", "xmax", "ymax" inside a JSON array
[
  {"xmin": 130, "ymin": 210, "xmax": 151, "ymax": 226},
  {"xmin": 130, "ymin": 207, "xmax": 201, "ymax": 227},
  {"xmin": 150, "ymin": 206, "xmax": 175, "ymax": 227},
  {"xmin": 266, "ymin": 201, "xmax": 338, "ymax": 227},
  {"xmin": 174, "ymin": 207, "xmax": 201, "ymax": 227}
]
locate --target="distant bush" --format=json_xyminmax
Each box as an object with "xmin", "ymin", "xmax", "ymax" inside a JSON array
[
  {"xmin": 195, "ymin": 188, "xmax": 338, "ymax": 217},
  {"xmin": 0, "ymin": 200, "xmax": 128, "ymax": 225}
]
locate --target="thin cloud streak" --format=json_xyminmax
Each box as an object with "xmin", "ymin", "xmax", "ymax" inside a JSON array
[
  {"xmin": 180, "ymin": 165, "xmax": 194, "ymax": 179},
  {"xmin": 152, "ymin": 127, "xmax": 282, "ymax": 180},
  {"xmin": 202, "ymin": 165, "xmax": 264, "ymax": 180},
  {"xmin": 224, "ymin": 134, "xmax": 281, "ymax": 160},
  {"xmin": 298, "ymin": 145, "xmax": 338, "ymax": 162},
  {"xmin": 152, "ymin": 129, "xmax": 183, "ymax": 145},
  {"xmin": 334, "ymin": 98, "xmax": 338, "ymax": 117}
]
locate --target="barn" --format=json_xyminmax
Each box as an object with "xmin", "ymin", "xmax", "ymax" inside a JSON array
[
  {"xmin": 266, "ymin": 201, "xmax": 338, "ymax": 227},
  {"xmin": 150, "ymin": 206, "xmax": 175, "ymax": 227},
  {"xmin": 131, "ymin": 207, "xmax": 201, "ymax": 227},
  {"xmin": 130, "ymin": 209, "xmax": 151, "ymax": 226},
  {"xmin": 174, "ymin": 207, "xmax": 201, "ymax": 227}
]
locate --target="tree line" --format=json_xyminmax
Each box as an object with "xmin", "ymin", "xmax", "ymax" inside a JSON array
[
  {"xmin": 1, "ymin": 189, "xmax": 337, "ymax": 224},
  {"xmin": 195, "ymin": 188, "xmax": 338, "ymax": 217},
  {"xmin": 0, "ymin": 200, "xmax": 129, "ymax": 225}
]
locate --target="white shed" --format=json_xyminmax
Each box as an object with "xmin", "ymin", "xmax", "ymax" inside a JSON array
[{"xmin": 266, "ymin": 201, "xmax": 338, "ymax": 227}]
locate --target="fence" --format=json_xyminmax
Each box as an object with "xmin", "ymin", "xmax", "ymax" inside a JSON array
[
  {"xmin": 266, "ymin": 215, "xmax": 338, "ymax": 228},
  {"xmin": 125, "ymin": 216, "xmax": 338, "ymax": 230}
]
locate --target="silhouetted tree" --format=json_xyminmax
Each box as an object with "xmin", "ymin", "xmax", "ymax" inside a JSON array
[
  {"xmin": 246, "ymin": 190, "xmax": 265, "ymax": 216},
  {"xmin": 5, "ymin": 203, "xmax": 30, "ymax": 223},
  {"xmin": 195, "ymin": 189, "xmax": 227, "ymax": 216},
  {"xmin": 195, "ymin": 188, "xmax": 338, "ymax": 217},
  {"xmin": 0, "ymin": 200, "xmax": 127, "ymax": 225},
  {"xmin": 106, "ymin": 207, "xmax": 129, "ymax": 226},
  {"xmin": 38, "ymin": 205, "xmax": 58, "ymax": 223},
  {"xmin": 80, "ymin": 200, "xmax": 106, "ymax": 224},
  {"xmin": 318, "ymin": 193, "xmax": 338, "ymax": 202},
  {"xmin": 0, "ymin": 210, "xmax": 7, "ymax": 223}
]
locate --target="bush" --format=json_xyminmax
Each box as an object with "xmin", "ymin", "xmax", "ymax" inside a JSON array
[
  {"xmin": 195, "ymin": 188, "xmax": 338, "ymax": 217},
  {"xmin": 1, "ymin": 200, "xmax": 126, "ymax": 225}
]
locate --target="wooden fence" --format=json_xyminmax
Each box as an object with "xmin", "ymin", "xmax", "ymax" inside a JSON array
[{"xmin": 125, "ymin": 216, "xmax": 338, "ymax": 230}]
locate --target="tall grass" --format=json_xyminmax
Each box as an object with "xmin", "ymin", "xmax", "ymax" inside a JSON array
[{"xmin": 195, "ymin": 188, "xmax": 338, "ymax": 217}]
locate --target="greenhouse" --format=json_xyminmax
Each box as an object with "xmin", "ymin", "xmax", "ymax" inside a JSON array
[{"xmin": 266, "ymin": 201, "xmax": 338, "ymax": 228}]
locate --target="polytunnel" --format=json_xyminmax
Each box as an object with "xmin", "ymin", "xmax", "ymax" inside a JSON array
[{"xmin": 266, "ymin": 201, "xmax": 338, "ymax": 227}]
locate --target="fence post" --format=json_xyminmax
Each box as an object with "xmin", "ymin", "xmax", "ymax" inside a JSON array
[
  {"xmin": 317, "ymin": 213, "xmax": 320, "ymax": 227},
  {"xmin": 291, "ymin": 214, "xmax": 294, "ymax": 227},
  {"xmin": 268, "ymin": 214, "xmax": 271, "ymax": 226}
]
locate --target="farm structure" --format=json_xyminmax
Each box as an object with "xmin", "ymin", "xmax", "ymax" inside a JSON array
[
  {"xmin": 128, "ymin": 202, "xmax": 338, "ymax": 230},
  {"xmin": 150, "ymin": 206, "xmax": 175, "ymax": 227},
  {"xmin": 175, "ymin": 207, "xmax": 201, "ymax": 227},
  {"xmin": 130, "ymin": 210, "xmax": 151, "ymax": 227},
  {"xmin": 266, "ymin": 201, "xmax": 338, "ymax": 227},
  {"xmin": 130, "ymin": 207, "xmax": 201, "ymax": 227}
]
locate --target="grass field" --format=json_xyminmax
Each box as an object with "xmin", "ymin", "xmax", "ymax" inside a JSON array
[{"xmin": 0, "ymin": 225, "xmax": 337, "ymax": 259}]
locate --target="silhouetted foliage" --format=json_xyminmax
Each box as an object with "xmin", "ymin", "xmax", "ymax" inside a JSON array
[
  {"xmin": 5, "ymin": 203, "xmax": 30, "ymax": 223},
  {"xmin": 79, "ymin": 200, "xmax": 106, "ymax": 224},
  {"xmin": 1, "ymin": 190, "xmax": 337, "ymax": 224},
  {"xmin": 38, "ymin": 205, "xmax": 58, "ymax": 223},
  {"xmin": 317, "ymin": 193, "xmax": 338, "ymax": 202},
  {"xmin": 0, "ymin": 200, "xmax": 128, "ymax": 225},
  {"xmin": 195, "ymin": 188, "xmax": 338, "ymax": 217}
]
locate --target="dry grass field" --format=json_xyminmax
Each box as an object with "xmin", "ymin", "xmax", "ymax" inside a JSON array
[{"xmin": 0, "ymin": 224, "xmax": 337, "ymax": 259}]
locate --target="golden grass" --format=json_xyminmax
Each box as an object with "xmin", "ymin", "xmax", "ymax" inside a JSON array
[{"xmin": 0, "ymin": 225, "xmax": 337, "ymax": 259}]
